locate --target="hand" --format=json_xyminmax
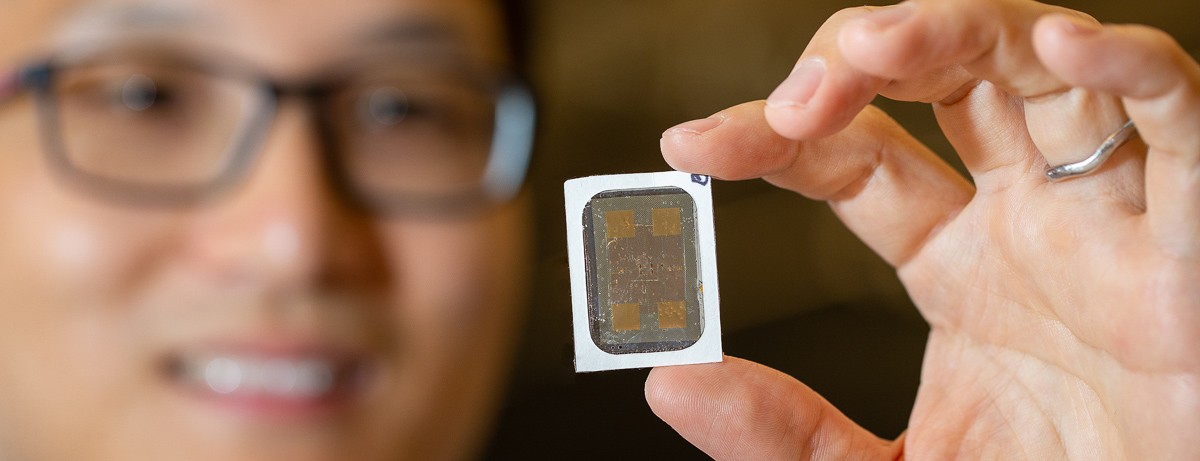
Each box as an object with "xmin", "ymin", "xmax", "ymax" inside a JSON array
[{"xmin": 651, "ymin": 0, "xmax": 1200, "ymax": 459}]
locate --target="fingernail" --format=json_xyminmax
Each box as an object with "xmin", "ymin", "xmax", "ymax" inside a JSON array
[
  {"xmin": 766, "ymin": 57, "xmax": 825, "ymax": 108},
  {"xmin": 664, "ymin": 116, "xmax": 724, "ymax": 136},
  {"xmin": 859, "ymin": 2, "xmax": 916, "ymax": 32},
  {"xmin": 1057, "ymin": 15, "xmax": 1102, "ymax": 36}
]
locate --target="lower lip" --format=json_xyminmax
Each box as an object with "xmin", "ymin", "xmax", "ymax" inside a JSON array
[{"xmin": 179, "ymin": 386, "xmax": 349, "ymax": 421}]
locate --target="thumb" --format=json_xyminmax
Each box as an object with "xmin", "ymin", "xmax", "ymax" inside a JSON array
[{"xmin": 645, "ymin": 356, "xmax": 903, "ymax": 460}]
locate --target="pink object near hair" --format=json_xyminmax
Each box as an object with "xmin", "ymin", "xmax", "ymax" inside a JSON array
[{"xmin": 0, "ymin": 72, "xmax": 17, "ymax": 103}]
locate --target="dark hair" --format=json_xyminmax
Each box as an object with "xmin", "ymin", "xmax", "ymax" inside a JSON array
[{"xmin": 497, "ymin": 0, "xmax": 531, "ymax": 70}]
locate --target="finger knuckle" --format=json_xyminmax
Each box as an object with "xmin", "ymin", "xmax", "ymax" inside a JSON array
[
  {"xmin": 1135, "ymin": 25, "xmax": 1183, "ymax": 54},
  {"xmin": 827, "ymin": 5, "xmax": 873, "ymax": 23}
]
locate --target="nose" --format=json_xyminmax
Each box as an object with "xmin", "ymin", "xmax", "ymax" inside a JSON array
[{"xmin": 179, "ymin": 100, "xmax": 387, "ymax": 291}]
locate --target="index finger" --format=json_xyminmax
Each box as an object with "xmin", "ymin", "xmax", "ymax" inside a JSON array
[
  {"xmin": 837, "ymin": 0, "xmax": 1089, "ymax": 98},
  {"xmin": 767, "ymin": 0, "xmax": 1082, "ymax": 141},
  {"xmin": 765, "ymin": 0, "xmax": 1092, "ymax": 130},
  {"xmin": 766, "ymin": 0, "xmax": 1124, "ymax": 179}
]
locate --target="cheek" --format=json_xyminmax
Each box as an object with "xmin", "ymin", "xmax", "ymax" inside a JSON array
[
  {"xmin": 0, "ymin": 182, "xmax": 169, "ymax": 308},
  {"xmin": 0, "ymin": 127, "xmax": 179, "ymax": 451},
  {"xmin": 38, "ymin": 219, "xmax": 109, "ymax": 294},
  {"xmin": 382, "ymin": 222, "xmax": 496, "ymax": 336},
  {"xmin": 366, "ymin": 208, "xmax": 528, "ymax": 457},
  {"xmin": 374, "ymin": 210, "xmax": 530, "ymax": 382},
  {"xmin": 0, "ymin": 102, "xmax": 165, "ymax": 306}
]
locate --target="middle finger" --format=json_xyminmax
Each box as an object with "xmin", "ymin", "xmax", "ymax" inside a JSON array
[{"xmin": 842, "ymin": 0, "xmax": 1138, "ymax": 190}]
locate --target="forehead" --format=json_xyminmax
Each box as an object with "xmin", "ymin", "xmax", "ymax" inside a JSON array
[{"xmin": 3, "ymin": 0, "xmax": 506, "ymax": 74}]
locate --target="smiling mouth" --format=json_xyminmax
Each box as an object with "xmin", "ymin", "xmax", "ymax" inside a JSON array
[{"xmin": 164, "ymin": 349, "xmax": 374, "ymax": 416}]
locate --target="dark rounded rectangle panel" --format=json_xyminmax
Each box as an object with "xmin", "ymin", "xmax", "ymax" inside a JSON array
[{"xmin": 582, "ymin": 186, "xmax": 703, "ymax": 354}]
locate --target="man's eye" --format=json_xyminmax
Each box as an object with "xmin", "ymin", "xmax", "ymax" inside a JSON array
[
  {"xmin": 361, "ymin": 87, "xmax": 410, "ymax": 126},
  {"xmin": 114, "ymin": 74, "xmax": 173, "ymax": 113}
]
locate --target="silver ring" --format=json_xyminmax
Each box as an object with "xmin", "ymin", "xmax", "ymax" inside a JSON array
[{"xmin": 1045, "ymin": 119, "xmax": 1137, "ymax": 182}]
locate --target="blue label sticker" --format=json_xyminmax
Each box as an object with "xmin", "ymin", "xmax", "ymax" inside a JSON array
[{"xmin": 690, "ymin": 174, "xmax": 710, "ymax": 186}]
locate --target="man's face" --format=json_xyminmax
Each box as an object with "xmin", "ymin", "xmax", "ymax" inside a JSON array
[{"xmin": 0, "ymin": 1, "xmax": 529, "ymax": 460}]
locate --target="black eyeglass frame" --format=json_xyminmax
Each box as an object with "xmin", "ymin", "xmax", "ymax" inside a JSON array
[{"xmin": 0, "ymin": 55, "xmax": 536, "ymax": 217}]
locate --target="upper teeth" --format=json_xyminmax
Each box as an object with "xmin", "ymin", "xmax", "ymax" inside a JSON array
[{"xmin": 185, "ymin": 355, "xmax": 336, "ymax": 398}]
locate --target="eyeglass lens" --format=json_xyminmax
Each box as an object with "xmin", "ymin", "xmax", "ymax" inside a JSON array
[
  {"xmin": 53, "ymin": 58, "xmax": 266, "ymax": 188},
  {"xmin": 42, "ymin": 54, "xmax": 506, "ymax": 208}
]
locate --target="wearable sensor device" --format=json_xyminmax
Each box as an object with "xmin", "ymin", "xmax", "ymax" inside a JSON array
[{"xmin": 565, "ymin": 171, "xmax": 722, "ymax": 372}]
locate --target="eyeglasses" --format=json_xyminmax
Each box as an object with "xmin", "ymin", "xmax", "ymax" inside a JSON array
[{"xmin": 0, "ymin": 49, "xmax": 535, "ymax": 217}]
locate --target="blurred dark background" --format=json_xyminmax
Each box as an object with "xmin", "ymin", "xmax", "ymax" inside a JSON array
[{"xmin": 484, "ymin": 1, "xmax": 1200, "ymax": 459}]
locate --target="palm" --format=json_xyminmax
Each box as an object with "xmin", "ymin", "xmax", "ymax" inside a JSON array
[{"xmin": 902, "ymin": 176, "xmax": 1200, "ymax": 458}]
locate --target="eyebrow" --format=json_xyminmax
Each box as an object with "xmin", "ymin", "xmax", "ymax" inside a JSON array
[
  {"xmin": 70, "ymin": 8, "xmax": 469, "ymax": 54},
  {"xmin": 356, "ymin": 17, "xmax": 467, "ymax": 49},
  {"xmin": 63, "ymin": 4, "xmax": 217, "ymax": 32},
  {"xmin": 50, "ymin": 4, "xmax": 221, "ymax": 56}
]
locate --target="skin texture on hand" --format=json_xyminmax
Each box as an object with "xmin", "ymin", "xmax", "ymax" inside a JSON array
[{"xmin": 651, "ymin": 0, "xmax": 1200, "ymax": 459}]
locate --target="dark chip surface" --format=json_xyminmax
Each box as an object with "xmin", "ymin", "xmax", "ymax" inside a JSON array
[{"xmin": 583, "ymin": 187, "xmax": 702, "ymax": 354}]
